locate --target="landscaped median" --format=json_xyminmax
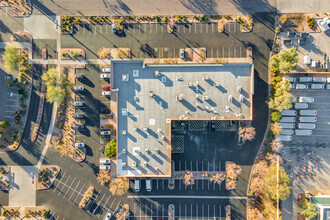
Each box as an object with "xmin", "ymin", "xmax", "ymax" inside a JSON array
[
  {"xmin": 36, "ymin": 165, "xmax": 60, "ymax": 190},
  {"xmin": 61, "ymin": 48, "xmax": 86, "ymax": 60},
  {"xmin": 79, "ymin": 186, "xmax": 94, "ymax": 209},
  {"xmin": 0, "ymin": 206, "xmax": 49, "ymax": 219},
  {"xmin": 0, "ymin": 166, "xmax": 10, "ymax": 191}
]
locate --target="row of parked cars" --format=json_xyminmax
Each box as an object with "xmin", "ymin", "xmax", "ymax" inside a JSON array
[
  {"xmin": 275, "ymin": 97, "xmax": 316, "ymax": 142},
  {"xmin": 283, "ymin": 76, "xmax": 330, "ymax": 90}
]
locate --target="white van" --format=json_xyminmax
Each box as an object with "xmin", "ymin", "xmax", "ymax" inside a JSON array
[
  {"xmin": 134, "ymin": 179, "xmax": 140, "ymax": 192},
  {"xmin": 282, "ymin": 77, "xmax": 296, "ymax": 82},
  {"xmin": 280, "ymin": 123, "xmax": 295, "ymax": 129},
  {"xmin": 275, "ymin": 135, "xmax": 292, "ymax": 142},
  {"xmin": 327, "ymin": 77, "xmax": 330, "ymax": 83},
  {"xmin": 281, "ymin": 110, "xmax": 297, "ymax": 116},
  {"xmin": 299, "ymin": 97, "xmax": 314, "ymax": 103},
  {"xmin": 297, "ymin": 123, "xmax": 316, "ymax": 129},
  {"xmin": 313, "ymin": 77, "xmax": 326, "ymax": 82},
  {"xmin": 100, "ymin": 158, "xmax": 111, "ymax": 164},
  {"xmin": 146, "ymin": 179, "xmax": 152, "ymax": 192},
  {"xmin": 311, "ymin": 84, "xmax": 324, "ymax": 89},
  {"xmin": 299, "ymin": 117, "xmax": 317, "ymax": 122},
  {"xmin": 279, "ymin": 117, "xmax": 296, "ymax": 123},
  {"xmin": 299, "ymin": 77, "xmax": 312, "ymax": 82},
  {"xmin": 295, "ymin": 84, "xmax": 308, "ymax": 89},
  {"xmin": 295, "ymin": 129, "xmax": 312, "ymax": 136},
  {"xmin": 281, "ymin": 129, "xmax": 294, "ymax": 135},
  {"xmin": 299, "ymin": 110, "xmax": 317, "ymax": 116},
  {"xmin": 295, "ymin": 103, "xmax": 308, "ymax": 109}
]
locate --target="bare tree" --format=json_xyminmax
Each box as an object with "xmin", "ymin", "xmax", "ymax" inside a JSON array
[
  {"xmin": 183, "ymin": 171, "xmax": 195, "ymax": 185},
  {"xmin": 247, "ymin": 207, "xmax": 265, "ymax": 220},
  {"xmin": 253, "ymin": 160, "xmax": 269, "ymax": 177},
  {"xmin": 209, "ymin": 173, "xmax": 225, "ymax": 185},
  {"xmin": 97, "ymin": 170, "xmax": 111, "ymax": 186},
  {"xmin": 239, "ymin": 126, "xmax": 256, "ymax": 141},
  {"xmin": 109, "ymin": 177, "xmax": 129, "ymax": 196},
  {"xmin": 226, "ymin": 163, "xmax": 242, "ymax": 180},
  {"xmin": 115, "ymin": 204, "xmax": 130, "ymax": 220},
  {"xmin": 270, "ymin": 122, "xmax": 282, "ymax": 135},
  {"xmin": 271, "ymin": 139, "xmax": 283, "ymax": 153},
  {"xmin": 249, "ymin": 176, "xmax": 264, "ymax": 195},
  {"xmin": 266, "ymin": 153, "xmax": 282, "ymax": 165}
]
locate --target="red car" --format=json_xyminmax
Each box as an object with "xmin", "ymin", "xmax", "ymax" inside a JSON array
[{"xmin": 102, "ymin": 86, "xmax": 110, "ymax": 90}]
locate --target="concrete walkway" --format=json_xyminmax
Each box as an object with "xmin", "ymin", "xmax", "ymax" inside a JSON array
[{"xmin": 9, "ymin": 166, "xmax": 38, "ymax": 207}]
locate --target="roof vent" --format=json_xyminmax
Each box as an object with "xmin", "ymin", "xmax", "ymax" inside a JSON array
[
  {"xmin": 148, "ymin": 90, "xmax": 154, "ymax": 97},
  {"xmin": 237, "ymin": 85, "xmax": 242, "ymax": 92},
  {"xmin": 215, "ymin": 82, "xmax": 220, "ymax": 87},
  {"xmin": 133, "ymin": 162, "xmax": 137, "ymax": 167},
  {"xmin": 145, "ymin": 149, "xmax": 149, "ymax": 154},
  {"xmin": 144, "ymin": 126, "xmax": 148, "ymax": 131},
  {"xmin": 144, "ymin": 162, "xmax": 148, "ymax": 167},
  {"xmin": 155, "ymin": 148, "xmax": 160, "ymax": 154},
  {"xmin": 157, "ymin": 128, "xmax": 162, "ymax": 133},
  {"xmin": 176, "ymin": 76, "xmax": 183, "ymax": 81},
  {"xmin": 228, "ymin": 95, "xmax": 232, "ymax": 102},
  {"xmin": 122, "ymin": 162, "xmax": 127, "ymax": 167},
  {"xmin": 240, "ymin": 95, "xmax": 244, "ymax": 102},
  {"xmin": 155, "ymin": 70, "xmax": 159, "ymax": 77},
  {"xmin": 203, "ymin": 96, "xmax": 209, "ymax": 101},
  {"xmin": 187, "ymin": 82, "xmax": 193, "ymax": 87},
  {"xmin": 133, "ymin": 70, "xmax": 139, "ymax": 77},
  {"xmin": 202, "ymin": 76, "xmax": 209, "ymax": 80},
  {"xmin": 122, "ymin": 108, "xmax": 128, "ymax": 116},
  {"xmin": 122, "ymin": 130, "xmax": 127, "ymax": 135},
  {"xmin": 133, "ymin": 126, "xmax": 138, "ymax": 131},
  {"xmin": 161, "ymin": 135, "xmax": 165, "ymax": 140}
]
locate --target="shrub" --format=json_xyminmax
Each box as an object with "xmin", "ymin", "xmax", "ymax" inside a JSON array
[
  {"xmin": 105, "ymin": 139, "xmax": 117, "ymax": 158},
  {"xmin": 1, "ymin": 121, "xmax": 9, "ymax": 128},
  {"xmin": 307, "ymin": 16, "xmax": 315, "ymax": 29},
  {"xmin": 271, "ymin": 111, "xmax": 282, "ymax": 122},
  {"xmin": 2, "ymin": 45, "xmax": 20, "ymax": 72}
]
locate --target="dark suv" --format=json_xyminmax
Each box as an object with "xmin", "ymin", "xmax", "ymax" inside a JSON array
[
  {"xmin": 74, "ymin": 114, "xmax": 85, "ymax": 119},
  {"xmin": 75, "ymin": 125, "xmax": 85, "ymax": 131}
]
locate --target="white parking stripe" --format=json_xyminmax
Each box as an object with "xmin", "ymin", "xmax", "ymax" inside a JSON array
[
  {"xmin": 144, "ymin": 23, "xmax": 146, "ymax": 33},
  {"xmin": 53, "ymin": 173, "xmax": 66, "ymax": 192},
  {"xmin": 206, "ymin": 24, "xmax": 208, "ymax": 33},
  {"xmin": 228, "ymin": 23, "xmax": 231, "ymax": 32},
  {"xmin": 73, "ymin": 182, "xmax": 86, "ymax": 203},
  {"xmin": 68, "ymin": 180, "xmax": 80, "ymax": 201},
  {"xmin": 94, "ymin": 194, "xmax": 105, "ymax": 214},
  {"xmin": 222, "ymin": 47, "xmax": 225, "ymax": 58},
  {"xmin": 200, "ymin": 24, "xmax": 202, "ymax": 33},
  {"xmin": 195, "ymin": 23, "xmax": 197, "ymax": 33},
  {"xmin": 56, "ymin": 214, "xmax": 60, "ymax": 220},
  {"xmin": 109, "ymin": 198, "xmax": 116, "ymax": 209},
  {"xmin": 58, "ymin": 175, "xmax": 71, "ymax": 195},
  {"xmin": 63, "ymin": 177, "xmax": 76, "ymax": 198},
  {"xmin": 234, "ymin": 23, "xmax": 236, "ymax": 33}
]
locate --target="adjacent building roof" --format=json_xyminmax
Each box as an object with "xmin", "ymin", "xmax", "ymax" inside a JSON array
[{"xmin": 111, "ymin": 60, "xmax": 254, "ymax": 177}]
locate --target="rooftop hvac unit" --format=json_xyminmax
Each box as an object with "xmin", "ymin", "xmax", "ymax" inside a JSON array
[
  {"xmin": 122, "ymin": 130, "xmax": 127, "ymax": 135},
  {"xmin": 155, "ymin": 148, "xmax": 160, "ymax": 154},
  {"xmin": 228, "ymin": 95, "xmax": 232, "ymax": 102},
  {"xmin": 202, "ymin": 76, "xmax": 209, "ymax": 80},
  {"xmin": 187, "ymin": 82, "xmax": 193, "ymax": 87},
  {"xmin": 155, "ymin": 70, "xmax": 159, "ymax": 77},
  {"xmin": 240, "ymin": 95, "xmax": 244, "ymax": 102},
  {"xmin": 214, "ymin": 82, "xmax": 220, "ymax": 87},
  {"xmin": 122, "ymin": 149, "xmax": 126, "ymax": 154},
  {"xmin": 133, "ymin": 162, "xmax": 137, "ymax": 167},
  {"xmin": 156, "ymin": 167, "xmax": 159, "ymax": 171},
  {"xmin": 203, "ymin": 96, "xmax": 209, "ymax": 101},
  {"xmin": 195, "ymin": 81, "xmax": 199, "ymax": 86},
  {"xmin": 144, "ymin": 126, "xmax": 148, "ymax": 131},
  {"xmin": 237, "ymin": 85, "xmax": 242, "ymax": 92},
  {"xmin": 157, "ymin": 128, "xmax": 162, "ymax": 133},
  {"xmin": 148, "ymin": 90, "xmax": 154, "ymax": 97},
  {"xmin": 133, "ymin": 126, "xmax": 138, "ymax": 131},
  {"xmin": 122, "ymin": 162, "xmax": 127, "ymax": 167},
  {"xmin": 205, "ymin": 106, "xmax": 209, "ymax": 111},
  {"xmin": 161, "ymin": 135, "xmax": 165, "ymax": 140},
  {"xmin": 144, "ymin": 162, "xmax": 148, "ymax": 167},
  {"xmin": 134, "ymin": 149, "xmax": 139, "ymax": 154},
  {"xmin": 176, "ymin": 76, "xmax": 183, "ymax": 81},
  {"xmin": 145, "ymin": 149, "xmax": 149, "ymax": 154}
]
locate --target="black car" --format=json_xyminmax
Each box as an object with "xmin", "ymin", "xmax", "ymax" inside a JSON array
[
  {"xmin": 76, "ymin": 75, "xmax": 85, "ymax": 80},
  {"xmin": 74, "ymin": 114, "xmax": 85, "ymax": 119},
  {"xmin": 75, "ymin": 125, "xmax": 85, "ymax": 130},
  {"xmin": 101, "ymin": 109, "xmax": 109, "ymax": 114}
]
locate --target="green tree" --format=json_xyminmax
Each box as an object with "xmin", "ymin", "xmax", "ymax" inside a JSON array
[
  {"xmin": 271, "ymin": 111, "xmax": 282, "ymax": 122},
  {"xmin": 298, "ymin": 198, "xmax": 317, "ymax": 218},
  {"xmin": 278, "ymin": 48, "xmax": 299, "ymax": 73},
  {"xmin": 2, "ymin": 45, "xmax": 20, "ymax": 72},
  {"xmin": 105, "ymin": 139, "xmax": 117, "ymax": 158},
  {"xmin": 268, "ymin": 92, "xmax": 293, "ymax": 112},
  {"xmin": 0, "ymin": 121, "xmax": 9, "ymax": 128},
  {"xmin": 263, "ymin": 164, "xmax": 291, "ymax": 202}
]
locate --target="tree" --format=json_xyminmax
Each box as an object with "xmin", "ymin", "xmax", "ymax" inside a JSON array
[
  {"xmin": 250, "ymin": 176, "xmax": 264, "ymax": 195},
  {"xmin": 271, "ymin": 111, "xmax": 282, "ymax": 122},
  {"xmin": 105, "ymin": 139, "xmax": 117, "ymax": 158},
  {"xmin": 97, "ymin": 170, "xmax": 111, "ymax": 186},
  {"xmin": 271, "ymin": 139, "xmax": 283, "ymax": 153},
  {"xmin": 298, "ymin": 198, "xmax": 317, "ymax": 219},
  {"xmin": 109, "ymin": 177, "xmax": 129, "ymax": 196},
  {"xmin": 270, "ymin": 122, "xmax": 282, "ymax": 135},
  {"xmin": 209, "ymin": 173, "xmax": 225, "ymax": 184},
  {"xmin": 266, "ymin": 153, "xmax": 282, "ymax": 165},
  {"xmin": 2, "ymin": 45, "xmax": 20, "ymax": 72},
  {"xmin": 226, "ymin": 163, "xmax": 242, "ymax": 180},
  {"xmin": 278, "ymin": 48, "xmax": 299, "ymax": 73},
  {"xmin": 268, "ymin": 92, "xmax": 293, "ymax": 112},
  {"xmin": 0, "ymin": 121, "xmax": 9, "ymax": 128},
  {"xmin": 247, "ymin": 207, "xmax": 265, "ymax": 220},
  {"xmin": 183, "ymin": 171, "xmax": 195, "ymax": 185},
  {"xmin": 253, "ymin": 160, "xmax": 268, "ymax": 177},
  {"xmin": 261, "ymin": 196, "xmax": 279, "ymax": 219},
  {"xmin": 239, "ymin": 126, "xmax": 256, "ymax": 141},
  {"xmin": 263, "ymin": 164, "xmax": 291, "ymax": 202}
]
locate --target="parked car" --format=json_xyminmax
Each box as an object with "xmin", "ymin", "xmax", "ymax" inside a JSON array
[
  {"xmin": 100, "ymin": 158, "xmax": 111, "ymax": 164},
  {"xmin": 112, "ymin": 23, "xmax": 116, "ymax": 33},
  {"xmin": 299, "ymin": 117, "xmax": 317, "ymax": 123},
  {"xmin": 101, "ymin": 130, "xmax": 111, "ymax": 135},
  {"xmin": 74, "ymin": 114, "xmax": 85, "ymax": 119},
  {"xmin": 281, "ymin": 110, "xmax": 297, "ymax": 116},
  {"xmin": 135, "ymin": 179, "xmax": 141, "ymax": 192},
  {"xmin": 100, "ymin": 165, "xmax": 111, "ymax": 170},
  {"xmin": 326, "ymin": 84, "xmax": 330, "ymax": 90},
  {"xmin": 294, "ymin": 103, "xmax": 308, "ymax": 109},
  {"xmin": 75, "ymin": 75, "xmax": 85, "ymax": 80},
  {"xmin": 146, "ymin": 179, "xmax": 152, "ymax": 192},
  {"xmin": 299, "ymin": 110, "xmax": 317, "ymax": 116},
  {"xmin": 102, "ymin": 91, "xmax": 111, "ymax": 96},
  {"xmin": 282, "ymin": 77, "xmax": 296, "ymax": 82},
  {"xmin": 297, "ymin": 123, "xmax": 316, "ymax": 129},
  {"xmin": 295, "ymin": 84, "xmax": 308, "ymax": 89},
  {"xmin": 4, "ymin": 76, "xmax": 17, "ymax": 81},
  {"xmin": 313, "ymin": 77, "xmax": 326, "ymax": 82},
  {"xmin": 75, "ymin": 143, "xmax": 85, "ymax": 148},
  {"xmin": 102, "ymin": 68, "xmax": 111, "ymax": 73},
  {"xmin": 101, "ymin": 74, "xmax": 111, "ymax": 79},
  {"xmin": 295, "ymin": 129, "xmax": 312, "ymax": 136},
  {"xmin": 298, "ymin": 77, "xmax": 312, "ymax": 82},
  {"xmin": 74, "ymin": 102, "xmax": 84, "ymax": 107},
  {"xmin": 104, "ymin": 213, "xmax": 112, "ymax": 220},
  {"xmin": 311, "ymin": 84, "xmax": 324, "ymax": 89},
  {"xmin": 180, "ymin": 49, "xmax": 185, "ymax": 59},
  {"xmin": 274, "ymin": 135, "xmax": 292, "ymax": 142},
  {"xmin": 75, "ymin": 86, "xmax": 84, "ymax": 91},
  {"xmin": 279, "ymin": 117, "xmax": 296, "ymax": 123},
  {"xmin": 298, "ymin": 97, "xmax": 314, "ymax": 103},
  {"xmin": 280, "ymin": 123, "xmax": 295, "ymax": 129},
  {"xmin": 102, "ymin": 86, "xmax": 110, "ymax": 90},
  {"xmin": 281, "ymin": 129, "xmax": 294, "ymax": 135},
  {"xmin": 75, "ymin": 125, "xmax": 85, "ymax": 130}
]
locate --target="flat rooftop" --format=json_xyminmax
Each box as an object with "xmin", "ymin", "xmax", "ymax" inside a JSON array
[{"xmin": 111, "ymin": 60, "xmax": 253, "ymax": 177}]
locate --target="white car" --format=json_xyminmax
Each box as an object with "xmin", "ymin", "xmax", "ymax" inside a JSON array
[
  {"xmin": 75, "ymin": 143, "xmax": 85, "ymax": 148},
  {"xmin": 102, "ymin": 91, "xmax": 111, "ymax": 96},
  {"xmin": 102, "ymin": 68, "xmax": 111, "ymax": 73},
  {"xmin": 100, "ymin": 165, "xmax": 111, "ymax": 170},
  {"xmin": 100, "ymin": 158, "xmax": 111, "ymax": 164},
  {"xmin": 180, "ymin": 49, "xmax": 185, "ymax": 58},
  {"xmin": 4, "ymin": 76, "xmax": 17, "ymax": 81},
  {"xmin": 74, "ymin": 102, "xmax": 84, "ymax": 107},
  {"xmin": 101, "ymin": 130, "xmax": 111, "ymax": 135},
  {"xmin": 101, "ymin": 74, "xmax": 111, "ymax": 79},
  {"xmin": 75, "ymin": 86, "xmax": 84, "ymax": 91},
  {"xmin": 104, "ymin": 213, "xmax": 112, "ymax": 220}
]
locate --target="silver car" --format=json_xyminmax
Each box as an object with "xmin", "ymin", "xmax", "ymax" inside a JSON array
[
  {"xmin": 75, "ymin": 86, "xmax": 84, "ymax": 91},
  {"xmin": 180, "ymin": 49, "xmax": 185, "ymax": 59},
  {"xmin": 74, "ymin": 102, "xmax": 84, "ymax": 107}
]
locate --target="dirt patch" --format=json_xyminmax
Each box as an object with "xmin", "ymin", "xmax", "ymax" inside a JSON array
[{"xmin": 36, "ymin": 165, "xmax": 60, "ymax": 190}]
